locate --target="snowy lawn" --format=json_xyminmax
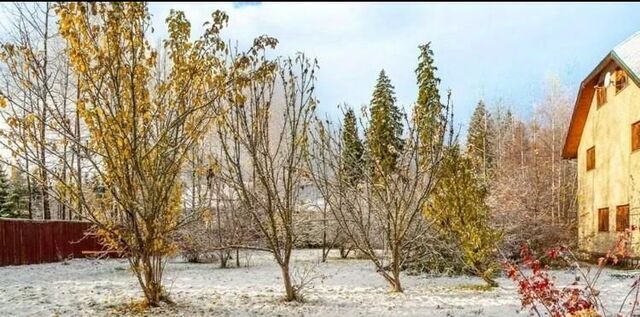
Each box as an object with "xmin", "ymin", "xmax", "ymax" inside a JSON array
[{"xmin": 1, "ymin": 249, "xmax": 638, "ymax": 316}]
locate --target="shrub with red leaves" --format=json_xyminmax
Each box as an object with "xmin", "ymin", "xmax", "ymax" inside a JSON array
[
  {"xmin": 503, "ymin": 244, "xmax": 595, "ymax": 317},
  {"xmin": 503, "ymin": 228, "xmax": 639, "ymax": 317}
]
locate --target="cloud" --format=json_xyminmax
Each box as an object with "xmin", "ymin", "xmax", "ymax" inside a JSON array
[{"xmin": 147, "ymin": 3, "xmax": 640, "ymax": 129}]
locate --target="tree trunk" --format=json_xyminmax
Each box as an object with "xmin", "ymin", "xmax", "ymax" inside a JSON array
[
  {"xmin": 191, "ymin": 154, "xmax": 196, "ymax": 212},
  {"xmin": 482, "ymin": 274, "xmax": 499, "ymax": 287},
  {"xmin": 380, "ymin": 268, "xmax": 403, "ymax": 293},
  {"xmin": 219, "ymin": 249, "xmax": 228, "ymax": 269},
  {"xmin": 130, "ymin": 255, "xmax": 166, "ymax": 307},
  {"xmin": 213, "ymin": 173, "xmax": 226, "ymax": 269},
  {"xmin": 40, "ymin": 2, "xmax": 50, "ymax": 220},
  {"xmin": 143, "ymin": 274, "xmax": 162, "ymax": 306},
  {"xmin": 40, "ymin": 169, "xmax": 50, "ymax": 219},
  {"xmin": 321, "ymin": 205, "xmax": 328, "ymax": 263},
  {"xmin": 74, "ymin": 79, "xmax": 82, "ymax": 219},
  {"xmin": 391, "ymin": 258, "xmax": 403, "ymax": 292},
  {"xmin": 140, "ymin": 255, "xmax": 167, "ymax": 307},
  {"xmin": 376, "ymin": 246, "xmax": 405, "ymax": 292},
  {"xmin": 25, "ymin": 154, "xmax": 32, "ymax": 219},
  {"xmin": 391, "ymin": 273, "xmax": 403, "ymax": 292},
  {"xmin": 475, "ymin": 264, "xmax": 498, "ymax": 287},
  {"xmin": 339, "ymin": 246, "xmax": 351, "ymax": 259},
  {"xmin": 60, "ymin": 138, "xmax": 68, "ymax": 220},
  {"xmin": 280, "ymin": 264, "xmax": 297, "ymax": 302}
]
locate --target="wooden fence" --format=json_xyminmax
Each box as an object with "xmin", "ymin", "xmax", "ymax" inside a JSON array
[{"xmin": 0, "ymin": 218, "xmax": 103, "ymax": 266}]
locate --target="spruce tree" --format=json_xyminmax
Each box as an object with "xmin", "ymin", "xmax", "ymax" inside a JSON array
[
  {"xmin": 6, "ymin": 170, "xmax": 28, "ymax": 218},
  {"xmin": 414, "ymin": 42, "xmax": 444, "ymax": 151},
  {"xmin": 0, "ymin": 165, "xmax": 14, "ymax": 217},
  {"xmin": 4, "ymin": 188, "xmax": 21, "ymax": 218},
  {"xmin": 425, "ymin": 144, "xmax": 502, "ymax": 287},
  {"xmin": 367, "ymin": 70, "xmax": 403, "ymax": 177},
  {"xmin": 341, "ymin": 108, "xmax": 364, "ymax": 186},
  {"xmin": 466, "ymin": 100, "xmax": 495, "ymax": 181}
]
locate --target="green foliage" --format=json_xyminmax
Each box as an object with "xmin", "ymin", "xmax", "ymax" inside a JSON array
[
  {"xmin": 425, "ymin": 144, "xmax": 502, "ymax": 286},
  {"xmin": 414, "ymin": 42, "xmax": 445, "ymax": 155},
  {"xmin": 0, "ymin": 165, "xmax": 26, "ymax": 218},
  {"xmin": 341, "ymin": 108, "xmax": 364, "ymax": 186},
  {"xmin": 0, "ymin": 166, "xmax": 11, "ymax": 216},
  {"xmin": 466, "ymin": 100, "xmax": 495, "ymax": 182},
  {"xmin": 367, "ymin": 70, "xmax": 403, "ymax": 177},
  {"xmin": 8, "ymin": 172, "xmax": 29, "ymax": 218},
  {"xmin": 416, "ymin": 43, "xmax": 440, "ymax": 108}
]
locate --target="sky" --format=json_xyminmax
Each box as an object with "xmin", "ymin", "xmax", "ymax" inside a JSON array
[
  {"xmin": 145, "ymin": 2, "xmax": 640, "ymax": 132},
  {"xmin": 4, "ymin": 2, "xmax": 640, "ymax": 134}
]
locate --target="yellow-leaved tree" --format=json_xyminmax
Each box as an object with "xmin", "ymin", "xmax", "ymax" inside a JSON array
[{"xmin": 49, "ymin": 2, "xmax": 276, "ymax": 306}]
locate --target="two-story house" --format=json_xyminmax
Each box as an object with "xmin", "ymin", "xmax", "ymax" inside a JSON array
[{"xmin": 563, "ymin": 32, "xmax": 640, "ymax": 254}]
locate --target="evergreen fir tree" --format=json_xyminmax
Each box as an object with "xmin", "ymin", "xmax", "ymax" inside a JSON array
[
  {"xmin": 425, "ymin": 144, "xmax": 502, "ymax": 287},
  {"xmin": 367, "ymin": 70, "xmax": 403, "ymax": 177},
  {"xmin": 414, "ymin": 42, "xmax": 444, "ymax": 152},
  {"xmin": 466, "ymin": 100, "xmax": 495, "ymax": 181},
  {"xmin": 0, "ymin": 165, "xmax": 14, "ymax": 217},
  {"xmin": 4, "ymin": 190, "xmax": 20, "ymax": 217},
  {"xmin": 6, "ymin": 170, "xmax": 29, "ymax": 218},
  {"xmin": 341, "ymin": 108, "xmax": 364, "ymax": 186}
]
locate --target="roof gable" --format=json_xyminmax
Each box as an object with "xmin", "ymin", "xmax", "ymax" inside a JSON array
[{"xmin": 562, "ymin": 33, "xmax": 640, "ymax": 159}]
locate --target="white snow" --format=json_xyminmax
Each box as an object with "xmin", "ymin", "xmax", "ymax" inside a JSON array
[{"xmin": 0, "ymin": 249, "xmax": 638, "ymax": 316}]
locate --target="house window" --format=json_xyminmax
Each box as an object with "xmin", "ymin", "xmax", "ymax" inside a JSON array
[
  {"xmin": 616, "ymin": 204, "xmax": 630, "ymax": 232},
  {"xmin": 632, "ymin": 121, "xmax": 640, "ymax": 152},
  {"xmin": 615, "ymin": 68, "xmax": 628, "ymax": 94},
  {"xmin": 596, "ymin": 86, "xmax": 607, "ymax": 108},
  {"xmin": 586, "ymin": 146, "xmax": 595, "ymax": 171},
  {"xmin": 598, "ymin": 208, "xmax": 609, "ymax": 232}
]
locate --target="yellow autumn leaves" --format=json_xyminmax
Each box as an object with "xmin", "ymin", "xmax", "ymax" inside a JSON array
[{"xmin": 51, "ymin": 1, "xmax": 269, "ymax": 263}]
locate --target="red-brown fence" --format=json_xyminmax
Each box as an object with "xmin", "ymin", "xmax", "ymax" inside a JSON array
[{"xmin": 0, "ymin": 218, "xmax": 103, "ymax": 266}]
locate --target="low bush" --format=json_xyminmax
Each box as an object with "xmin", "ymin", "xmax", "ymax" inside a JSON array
[{"xmin": 503, "ymin": 227, "xmax": 638, "ymax": 317}]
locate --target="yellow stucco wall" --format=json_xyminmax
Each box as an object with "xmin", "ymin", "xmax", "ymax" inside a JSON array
[{"xmin": 578, "ymin": 63, "xmax": 640, "ymax": 254}]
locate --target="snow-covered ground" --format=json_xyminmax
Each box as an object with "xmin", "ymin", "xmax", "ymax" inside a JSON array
[{"xmin": 0, "ymin": 249, "xmax": 638, "ymax": 317}]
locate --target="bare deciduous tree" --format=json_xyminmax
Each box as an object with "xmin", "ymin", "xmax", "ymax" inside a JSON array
[
  {"xmin": 216, "ymin": 53, "xmax": 317, "ymax": 301},
  {"xmin": 307, "ymin": 97, "xmax": 452, "ymax": 292},
  {"xmin": 0, "ymin": 2, "xmax": 79, "ymax": 220},
  {"xmin": 488, "ymin": 78, "xmax": 577, "ymax": 257}
]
